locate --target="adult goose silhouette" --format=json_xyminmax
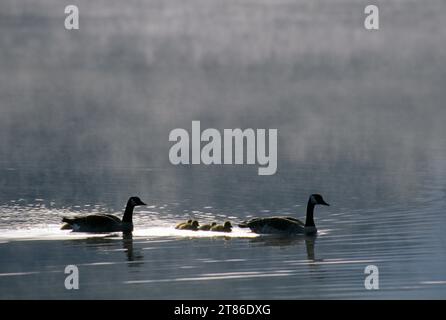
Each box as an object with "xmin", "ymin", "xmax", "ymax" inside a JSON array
[
  {"xmin": 61, "ymin": 196, "xmax": 146, "ymax": 233},
  {"xmin": 239, "ymin": 194, "xmax": 329, "ymax": 235}
]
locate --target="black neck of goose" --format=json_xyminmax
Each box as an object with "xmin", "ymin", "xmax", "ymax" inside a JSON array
[
  {"xmin": 305, "ymin": 200, "xmax": 316, "ymax": 227},
  {"xmin": 122, "ymin": 202, "xmax": 135, "ymax": 223}
]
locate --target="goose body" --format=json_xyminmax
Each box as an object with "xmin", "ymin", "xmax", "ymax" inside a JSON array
[
  {"xmin": 239, "ymin": 194, "xmax": 329, "ymax": 235},
  {"xmin": 210, "ymin": 221, "xmax": 232, "ymax": 233},
  {"xmin": 239, "ymin": 216, "xmax": 306, "ymax": 234},
  {"xmin": 61, "ymin": 197, "xmax": 146, "ymax": 233}
]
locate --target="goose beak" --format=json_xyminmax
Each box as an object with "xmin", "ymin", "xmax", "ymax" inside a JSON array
[{"xmin": 321, "ymin": 200, "xmax": 330, "ymax": 206}]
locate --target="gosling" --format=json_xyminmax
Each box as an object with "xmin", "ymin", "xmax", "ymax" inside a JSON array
[
  {"xmin": 198, "ymin": 222, "xmax": 217, "ymax": 231},
  {"xmin": 175, "ymin": 219, "xmax": 192, "ymax": 229},
  {"xmin": 210, "ymin": 221, "xmax": 232, "ymax": 233},
  {"xmin": 177, "ymin": 220, "xmax": 199, "ymax": 231}
]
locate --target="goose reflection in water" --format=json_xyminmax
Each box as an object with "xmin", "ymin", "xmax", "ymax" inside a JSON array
[
  {"xmin": 65, "ymin": 233, "xmax": 144, "ymax": 264},
  {"xmin": 249, "ymin": 235, "xmax": 318, "ymax": 262},
  {"xmin": 122, "ymin": 232, "xmax": 144, "ymax": 265}
]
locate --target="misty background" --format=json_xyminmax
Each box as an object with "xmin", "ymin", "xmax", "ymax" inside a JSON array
[
  {"xmin": 1, "ymin": 0, "xmax": 445, "ymax": 168},
  {"xmin": 0, "ymin": 0, "xmax": 445, "ymax": 211}
]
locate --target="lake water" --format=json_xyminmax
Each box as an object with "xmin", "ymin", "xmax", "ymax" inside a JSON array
[
  {"xmin": 1, "ymin": 0, "xmax": 446, "ymax": 299},
  {"xmin": 1, "ymin": 160, "xmax": 446, "ymax": 299}
]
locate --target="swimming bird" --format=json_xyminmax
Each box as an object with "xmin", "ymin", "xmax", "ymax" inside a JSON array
[
  {"xmin": 177, "ymin": 220, "xmax": 199, "ymax": 230},
  {"xmin": 198, "ymin": 222, "xmax": 217, "ymax": 231},
  {"xmin": 238, "ymin": 194, "xmax": 329, "ymax": 235},
  {"xmin": 175, "ymin": 219, "xmax": 192, "ymax": 229},
  {"xmin": 61, "ymin": 196, "xmax": 146, "ymax": 233},
  {"xmin": 210, "ymin": 221, "xmax": 232, "ymax": 232}
]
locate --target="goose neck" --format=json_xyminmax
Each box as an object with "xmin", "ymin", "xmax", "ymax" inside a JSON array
[
  {"xmin": 122, "ymin": 203, "xmax": 135, "ymax": 223},
  {"xmin": 305, "ymin": 200, "xmax": 316, "ymax": 227}
]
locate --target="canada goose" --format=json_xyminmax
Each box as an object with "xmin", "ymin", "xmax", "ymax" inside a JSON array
[
  {"xmin": 61, "ymin": 196, "xmax": 146, "ymax": 233},
  {"xmin": 175, "ymin": 219, "xmax": 192, "ymax": 229},
  {"xmin": 177, "ymin": 220, "xmax": 199, "ymax": 230},
  {"xmin": 239, "ymin": 194, "xmax": 329, "ymax": 235},
  {"xmin": 198, "ymin": 222, "xmax": 217, "ymax": 231},
  {"xmin": 210, "ymin": 221, "xmax": 232, "ymax": 233}
]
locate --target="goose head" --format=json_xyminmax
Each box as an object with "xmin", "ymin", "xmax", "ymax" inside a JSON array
[
  {"xmin": 191, "ymin": 220, "xmax": 199, "ymax": 228},
  {"xmin": 128, "ymin": 196, "xmax": 147, "ymax": 207},
  {"xmin": 309, "ymin": 194, "xmax": 329, "ymax": 206}
]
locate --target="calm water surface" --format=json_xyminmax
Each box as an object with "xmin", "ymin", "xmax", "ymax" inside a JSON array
[{"xmin": 1, "ymin": 160, "xmax": 445, "ymax": 299}]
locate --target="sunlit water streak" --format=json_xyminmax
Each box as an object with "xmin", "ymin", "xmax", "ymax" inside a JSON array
[{"xmin": 0, "ymin": 225, "xmax": 258, "ymax": 241}]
